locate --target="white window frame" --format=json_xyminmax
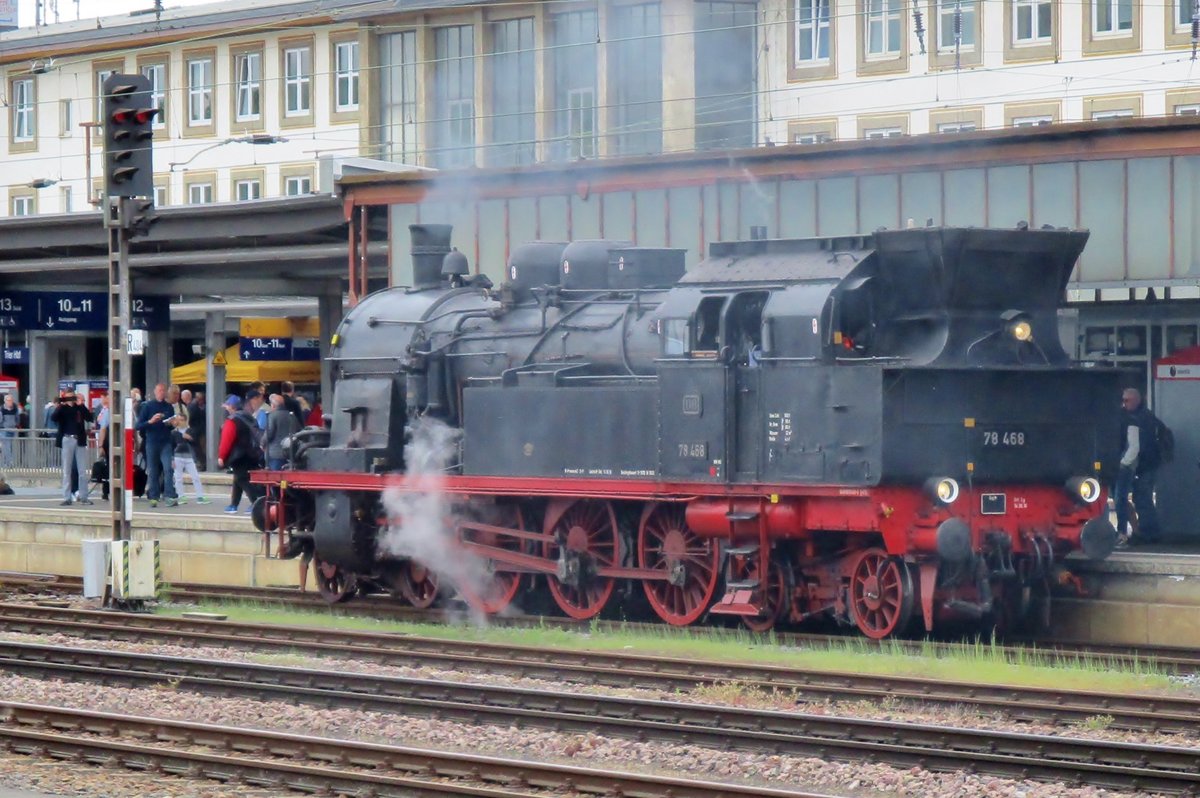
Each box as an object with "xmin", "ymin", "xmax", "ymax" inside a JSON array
[
  {"xmin": 235, "ymin": 179, "xmax": 262, "ymax": 201},
  {"xmin": 865, "ymin": 0, "xmax": 902, "ymax": 57},
  {"xmin": 188, "ymin": 183, "xmax": 214, "ymax": 204},
  {"xmin": 937, "ymin": 0, "xmax": 976, "ymax": 51},
  {"xmin": 187, "ymin": 57, "xmax": 214, "ymax": 125},
  {"xmin": 1093, "ymin": 0, "xmax": 1133, "ymax": 34},
  {"xmin": 795, "ymin": 0, "xmax": 831, "ymax": 64},
  {"xmin": 59, "ymin": 99, "xmax": 73, "ymax": 137},
  {"xmin": 95, "ymin": 69, "xmax": 115, "ymax": 123},
  {"xmin": 11, "ymin": 196, "xmax": 33, "ymax": 216},
  {"xmin": 1092, "ymin": 108, "xmax": 1134, "ymax": 120},
  {"xmin": 12, "ymin": 78, "xmax": 34, "ymax": 142},
  {"xmin": 60, "ymin": 186, "xmax": 72, "ymax": 212},
  {"xmin": 863, "ymin": 126, "xmax": 902, "ymax": 139},
  {"xmin": 141, "ymin": 63, "xmax": 166, "ymax": 130},
  {"xmin": 335, "ymin": 40, "xmax": 360, "ymax": 112},
  {"xmin": 1013, "ymin": 0, "xmax": 1052, "ymax": 42},
  {"xmin": 284, "ymin": 46, "xmax": 312, "ymax": 117},
  {"xmin": 284, "ymin": 175, "xmax": 312, "ymax": 195},
  {"xmin": 937, "ymin": 121, "xmax": 977, "ymax": 133},
  {"xmin": 567, "ymin": 87, "xmax": 597, "ymax": 158},
  {"xmin": 792, "ymin": 132, "xmax": 831, "ymax": 144},
  {"xmin": 1175, "ymin": 104, "xmax": 1200, "ymax": 116},
  {"xmin": 153, "ymin": 185, "xmax": 167, "ymax": 207},
  {"xmin": 235, "ymin": 52, "xmax": 262, "ymax": 122},
  {"xmin": 1177, "ymin": 0, "xmax": 1193, "ymax": 28},
  {"xmin": 1012, "ymin": 114, "xmax": 1052, "ymax": 127}
]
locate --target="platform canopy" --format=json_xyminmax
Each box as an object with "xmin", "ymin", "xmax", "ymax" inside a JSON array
[{"xmin": 171, "ymin": 345, "xmax": 320, "ymax": 385}]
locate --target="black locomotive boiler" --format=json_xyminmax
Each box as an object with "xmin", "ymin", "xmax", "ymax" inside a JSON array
[{"xmin": 256, "ymin": 223, "xmax": 1120, "ymax": 638}]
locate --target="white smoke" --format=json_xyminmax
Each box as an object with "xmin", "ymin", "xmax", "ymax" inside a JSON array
[{"xmin": 377, "ymin": 417, "xmax": 491, "ymax": 622}]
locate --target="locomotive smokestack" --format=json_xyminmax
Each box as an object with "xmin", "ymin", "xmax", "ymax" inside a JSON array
[{"xmin": 409, "ymin": 224, "xmax": 453, "ymax": 289}]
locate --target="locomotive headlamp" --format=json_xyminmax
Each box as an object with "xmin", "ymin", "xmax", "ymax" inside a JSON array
[
  {"xmin": 1066, "ymin": 476, "xmax": 1102, "ymax": 504},
  {"xmin": 1001, "ymin": 309, "xmax": 1033, "ymax": 342},
  {"xmin": 924, "ymin": 477, "xmax": 960, "ymax": 505}
]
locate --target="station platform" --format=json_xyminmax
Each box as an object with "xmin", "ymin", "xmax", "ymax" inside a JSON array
[{"xmin": 0, "ymin": 485, "xmax": 300, "ymax": 589}]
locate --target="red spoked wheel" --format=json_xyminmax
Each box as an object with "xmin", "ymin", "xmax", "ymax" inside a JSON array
[
  {"xmin": 847, "ymin": 548, "xmax": 914, "ymax": 639},
  {"xmin": 740, "ymin": 558, "xmax": 789, "ymax": 633},
  {"xmin": 544, "ymin": 500, "xmax": 619, "ymax": 621},
  {"xmin": 459, "ymin": 505, "xmax": 528, "ymax": 615},
  {"xmin": 313, "ymin": 556, "xmax": 359, "ymax": 604},
  {"xmin": 395, "ymin": 560, "xmax": 440, "ymax": 608},
  {"xmin": 638, "ymin": 503, "xmax": 719, "ymax": 626}
]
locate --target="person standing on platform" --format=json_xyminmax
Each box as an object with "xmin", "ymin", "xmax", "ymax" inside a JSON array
[
  {"xmin": 169, "ymin": 415, "xmax": 208, "ymax": 506},
  {"xmin": 281, "ymin": 381, "xmax": 305, "ymax": 428},
  {"xmin": 218, "ymin": 392, "xmax": 264, "ymax": 514},
  {"xmin": 0, "ymin": 394, "xmax": 19, "ymax": 467},
  {"xmin": 51, "ymin": 390, "xmax": 92, "ymax": 506},
  {"xmin": 136, "ymin": 383, "xmax": 175, "ymax": 508},
  {"xmin": 187, "ymin": 391, "xmax": 207, "ymax": 470},
  {"xmin": 265, "ymin": 393, "xmax": 300, "ymax": 471},
  {"xmin": 1115, "ymin": 387, "xmax": 1163, "ymax": 546}
]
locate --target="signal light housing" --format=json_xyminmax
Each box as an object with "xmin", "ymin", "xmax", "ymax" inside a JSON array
[{"xmin": 102, "ymin": 73, "xmax": 155, "ymax": 201}]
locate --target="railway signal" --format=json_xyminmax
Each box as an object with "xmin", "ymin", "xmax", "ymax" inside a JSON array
[{"xmin": 102, "ymin": 74, "xmax": 157, "ymax": 203}]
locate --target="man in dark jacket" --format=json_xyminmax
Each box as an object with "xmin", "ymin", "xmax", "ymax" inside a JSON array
[
  {"xmin": 265, "ymin": 393, "xmax": 300, "ymax": 470},
  {"xmin": 51, "ymin": 390, "xmax": 93, "ymax": 506},
  {"xmin": 1115, "ymin": 387, "xmax": 1161, "ymax": 546},
  {"xmin": 187, "ymin": 391, "xmax": 207, "ymax": 470},
  {"xmin": 135, "ymin": 382, "xmax": 176, "ymax": 508},
  {"xmin": 281, "ymin": 381, "xmax": 305, "ymax": 428}
]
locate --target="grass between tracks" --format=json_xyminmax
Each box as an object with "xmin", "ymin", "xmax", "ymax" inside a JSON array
[{"xmin": 156, "ymin": 600, "xmax": 1180, "ymax": 696}]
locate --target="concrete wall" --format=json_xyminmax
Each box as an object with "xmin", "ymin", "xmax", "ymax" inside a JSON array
[{"xmin": 0, "ymin": 507, "xmax": 300, "ymax": 588}]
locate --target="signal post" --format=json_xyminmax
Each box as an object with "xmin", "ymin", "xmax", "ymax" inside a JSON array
[{"xmin": 101, "ymin": 75, "xmax": 158, "ymax": 602}]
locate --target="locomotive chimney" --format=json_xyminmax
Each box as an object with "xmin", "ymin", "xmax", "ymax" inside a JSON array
[{"xmin": 409, "ymin": 224, "xmax": 454, "ymax": 289}]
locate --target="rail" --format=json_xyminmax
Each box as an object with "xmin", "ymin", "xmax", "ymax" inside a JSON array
[{"xmin": 0, "ymin": 429, "xmax": 99, "ymax": 476}]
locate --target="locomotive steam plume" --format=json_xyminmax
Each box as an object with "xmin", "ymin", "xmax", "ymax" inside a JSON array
[{"xmin": 378, "ymin": 418, "xmax": 491, "ymax": 623}]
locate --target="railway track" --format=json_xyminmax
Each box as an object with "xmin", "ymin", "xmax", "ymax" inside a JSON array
[
  {"xmin": 0, "ymin": 701, "xmax": 815, "ymax": 798},
  {"xmin": 1, "ymin": 602, "xmax": 1198, "ymax": 734},
  {"xmin": 6, "ymin": 572, "xmax": 1200, "ymax": 675},
  {"xmin": 2, "ymin": 639, "xmax": 1200, "ymax": 793}
]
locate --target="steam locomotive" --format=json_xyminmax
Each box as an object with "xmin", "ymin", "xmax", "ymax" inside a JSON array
[{"xmin": 255, "ymin": 223, "xmax": 1120, "ymax": 638}]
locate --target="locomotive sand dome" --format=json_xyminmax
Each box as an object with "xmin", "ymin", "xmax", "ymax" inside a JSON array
[{"xmin": 258, "ymin": 223, "xmax": 1121, "ymax": 638}]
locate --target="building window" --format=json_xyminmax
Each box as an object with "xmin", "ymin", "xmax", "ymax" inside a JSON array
[
  {"xmin": 552, "ymin": 10, "xmax": 598, "ymax": 160},
  {"xmin": 1176, "ymin": 104, "xmax": 1200, "ymax": 115},
  {"xmin": 187, "ymin": 57, "xmax": 214, "ymax": 125},
  {"xmin": 284, "ymin": 46, "xmax": 312, "ymax": 117},
  {"xmin": 235, "ymin": 179, "xmax": 262, "ymax": 201},
  {"xmin": 1014, "ymin": 0, "xmax": 1052, "ymax": 42},
  {"xmin": 865, "ymin": 0, "xmax": 903, "ymax": 56},
  {"xmin": 235, "ymin": 52, "xmax": 262, "ymax": 122},
  {"xmin": 380, "ymin": 31, "xmax": 418, "ymax": 163},
  {"xmin": 1178, "ymin": 0, "xmax": 1192, "ymax": 27},
  {"xmin": 12, "ymin": 78, "xmax": 34, "ymax": 142},
  {"xmin": 792, "ymin": 132, "xmax": 831, "ymax": 144},
  {"xmin": 60, "ymin": 186, "xmax": 72, "ymax": 212},
  {"xmin": 938, "ymin": 0, "xmax": 976, "ymax": 49},
  {"xmin": 11, "ymin": 196, "xmax": 33, "ymax": 216},
  {"xmin": 433, "ymin": 25, "xmax": 476, "ymax": 168},
  {"xmin": 1093, "ymin": 0, "xmax": 1132, "ymax": 33},
  {"xmin": 141, "ymin": 63, "xmax": 166, "ymax": 129},
  {"xmin": 1092, "ymin": 108, "xmax": 1133, "ymax": 120},
  {"xmin": 489, "ymin": 18, "xmax": 536, "ymax": 166},
  {"xmin": 335, "ymin": 40, "xmax": 360, "ymax": 112},
  {"xmin": 284, "ymin": 175, "xmax": 312, "ymax": 195},
  {"xmin": 60, "ymin": 99, "xmax": 73, "ymax": 137},
  {"xmin": 610, "ymin": 3, "xmax": 663, "ymax": 156},
  {"xmin": 796, "ymin": 0, "xmax": 830, "ymax": 62},
  {"xmin": 696, "ymin": 1, "xmax": 756, "ymax": 150},
  {"xmin": 95, "ymin": 68, "xmax": 115, "ymax": 123},
  {"xmin": 937, "ymin": 121, "xmax": 976, "ymax": 132},
  {"xmin": 154, "ymin": 185, "xmax": 167, "ymax": 206},
  {"xmin": 1012, "ymin": 114, "xmax": 1052, "ymax": 126},
  {"xmin": 864, "ymin": 126, "xmax": 902, "ymax": 138},
  {"xmin": 188, "ymin": 183, "xmax": 214, "ymax": 204}
]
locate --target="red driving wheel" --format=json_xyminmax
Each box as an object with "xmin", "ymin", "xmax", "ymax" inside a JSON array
[
  {"xmin": 543, "ymin": 500, "xmax": 618, "ymax": 620},
  {"xmin": 847, "ymin": 548, "xmax": 914, "ymax": 639},
  {"xmin": 638, "ymin": 503, "xmax": 719, "ymax": 626}
]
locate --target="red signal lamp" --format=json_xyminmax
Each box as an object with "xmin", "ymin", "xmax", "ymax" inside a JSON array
[
  {"xmin": 134, "ymin": 108, "xmax": 158, "ymax": 125},
  {"xmin": 112, "ymin": 108, "xmax": 134, "ymax": 124}
]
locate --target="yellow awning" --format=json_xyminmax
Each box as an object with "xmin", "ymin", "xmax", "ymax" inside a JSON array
[{"xmin": 170, "ymin": 345, "xmax": 320, "ymax": 386}]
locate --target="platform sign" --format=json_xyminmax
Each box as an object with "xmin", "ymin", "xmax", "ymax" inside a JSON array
[
  {"xmin": 2, "ymin": 347, "xmax": 28, "ymax": 364},
  {"xmin": 239, "ymin": 336, "xmax": 293, "ymax": 361},
  {"xmin": 292, "ymin": 336, "xmax": 321, "ymax": 361},
  {"xmin": 0, "ymin": 293, "xmax": 36, "ymax": 330},
  {"xmin": 36, "ymin": 292, "xmax": 169, "ymax": 332},
  {"xmin": 239, "ymin": 318, "xmax": 320, "ymax": 361}
]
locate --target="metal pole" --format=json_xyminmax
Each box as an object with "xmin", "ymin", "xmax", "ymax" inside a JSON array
[{"xmin": 106, "ymin": 197, "xmax": 133, "ymax": 544}]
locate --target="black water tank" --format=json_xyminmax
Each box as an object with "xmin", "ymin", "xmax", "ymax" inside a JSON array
[
  {"xmin": 608, "ymin": 248, "xmax": 687, "ymax": 289},
  {"xmin": 560, "ymin": 240, "xmax": 632, "ymax": 290}
]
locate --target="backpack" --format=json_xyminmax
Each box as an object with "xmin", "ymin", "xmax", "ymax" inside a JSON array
[{"xmin": 1154, "ymin": 416, "xmax": 1175, "ymax": 465}]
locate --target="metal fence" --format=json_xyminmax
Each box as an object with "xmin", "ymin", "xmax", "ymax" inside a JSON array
[{"xmin": 0, "ymin": 430, "xmax": 99, "ymax": 476}]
